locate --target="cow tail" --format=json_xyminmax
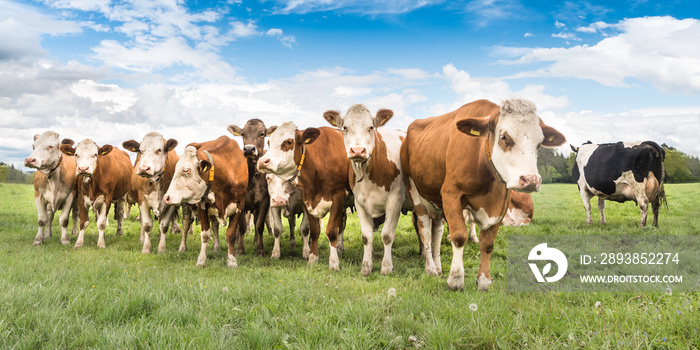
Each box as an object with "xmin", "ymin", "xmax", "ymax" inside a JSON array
[{"xmin": 658, "ymin": 182, "xmax": 668, "ymax": 210}]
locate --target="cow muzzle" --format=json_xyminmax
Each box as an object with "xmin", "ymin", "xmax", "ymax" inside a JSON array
[
  {"xmin": 137, "ymin": 165, "xmax": 153, "ymax": 176},
  {"xmin": 257, "ymin": 157, "xmax": 272, "ymax": 172},
  {"xmin": 243, "ymin": 145, "xmax": 258, "ymax": 157},
  {"xmin": 77, "ymin": 166, "xmax": 92, "ymax": 176},
  {"xmin": 515, "ymin": 175, "xmax": 541, "ymax": 192},
  {"xmin": 271, "ymin": 197, "xmax": 287, "ymax": 208},
  {"xmin": 349, "ymin": 147, "xmax": 367, "ymax": 160}
]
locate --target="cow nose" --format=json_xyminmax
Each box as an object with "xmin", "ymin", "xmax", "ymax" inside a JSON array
[
  {"xmin": 24, "ymin": 158, "xmax": 36, "ymax": 167},
  {"xmin": 243, "ymin": 145, "xmax": 257, "ymax": 156},
  {"xmin": 271, "ymin": 197, "xmax": 287, "ymax": 207},
  {"xmin": 349, "ymin": 147, "xmax": 366, "ymax": 158},
  {"xmin": 163, "ymin": 194, "xmax": 171, "ymax": 204},
  {"xmin": 78, "ymin": 166, "xmax": 89, "ymax": 173},
  {"xmin": 258, "ymin": 157, "xmax": 271, "ymax": 169},
  {"xmin": 138, "ymin": 165, "xmax": 151, "ymax": 174},
  {"xmin": 518, "ymin": 175, "xmax": 541, "ymax": 192}
]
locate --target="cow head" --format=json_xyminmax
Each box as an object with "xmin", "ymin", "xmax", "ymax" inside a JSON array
[
  {"xmin": 25, "ymin": 131, "xmax": 66, "ymax": 174},
  {"xmin": 266, "ymin": 173, "xmax": 298, "ymax": 208},
  {"xmin": 163, "ymin": 146, "xmax": 209, "ymax": 205},
  {"xmin": 257, "ymin": 121, "xmax": 320, "ymax": 181},
  {"xmin": 60, "ymin": 139, "xmax": 113, "ymax": 178},
  {"xmin": 456, "ymin": 99, "xmax": 565, "ymax": 192},
  {"xmin": 123, "ymin": 132, "xmax": 178, "ymax": 181},
  {"xmin": 324, "ymin": 104, "xmax": 393, "ymax": 162},
  {"xmin": 227, "ymin": 119, "xmax": 278, "ymax": 159}
]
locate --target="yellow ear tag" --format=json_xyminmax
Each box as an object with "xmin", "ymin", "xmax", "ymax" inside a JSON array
[
  {"xmin": 470, "ymin": 129, "xmax": 481, "ymax": 136},
  {"xmin": 304, "ymin": 138, "xmax": 311, "ymax": 144},
  {"xmin": 330, "ymin": 119, "xmax": 336, "ymax": 126},
  {"xmin": 131, "ymin": 147, "xmax": 138, "ymax": 152},
  {"xmin": 547, "ymin": 136, "xmax": 554, "ymax": 142},
  {"xmin": 101, "ymin": 151, "xmax": 108, "ymax": 155},
  {"xmin": 202, "ymin": 165, "xmax": 209, "ymax": 173}
]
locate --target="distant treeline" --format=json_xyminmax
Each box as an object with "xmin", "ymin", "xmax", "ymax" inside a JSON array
[
  {"xmin": 2, "ymin": 143, "xmax": 699, "ymax": 185},
  {"xmin": 537, "ymin": 144, "xmax": 700, "ymax": 184},
  {"xmin": 0, "ymin": 163, "xmax": 34, "ymax": 184}
]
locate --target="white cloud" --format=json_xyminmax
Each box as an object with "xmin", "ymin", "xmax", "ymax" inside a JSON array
[
  {"xmin": 442, "ymin": 63, "xmax": 570, "ymax": 111},
  {"xmin": 524, "ymin": 32, "xmax": 533, "ymax": 37},
  {"xmin": 552, "ymin": 32, "xmax": 581, "ymax": 41},
  {"xmin": 555, "ymin": 20, "xmax": 566, "ymax": 28},
  {"xmin": 500, "ymin": 16, "xmax": 700, "ymax": 94},
  {"xmin": 273, "ymin": 0, "xmax": 443, "ymax": 15},
  {"xmin": 575, "ymin": 21, "xmax": 612, "ymax": 33},
  {"xmin": 266, "ymin": 28, "xmax": 296, "ymax": 48}
]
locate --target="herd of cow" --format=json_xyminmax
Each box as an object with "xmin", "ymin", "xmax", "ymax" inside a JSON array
[{"xmin": 24, "ymin": 98, "xmax": 667, "ymax": 290}]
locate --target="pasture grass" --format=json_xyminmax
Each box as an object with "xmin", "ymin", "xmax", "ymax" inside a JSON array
[{"xmin": 0, "ymin": 182, "xmax": 698, "ymax": 349}]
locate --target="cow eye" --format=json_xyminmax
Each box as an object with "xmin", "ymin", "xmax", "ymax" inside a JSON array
[
  {"xmin": 342, "ymin": 126, "xmax": 347, "ymax": 131},
  {"xmin": 369, "ymin": 126, "xmax": 374, "ymax": 131},
  {"xmin": 260, "ymin": 132, "xmax": 265, "ymax": 137},
  {"xmin": 155, "ymin": 149, "xmax": 162, "ymax": 154},
  {"xmin": 48, "ymin": 145, "xmax": 54, "ymax": 150}
]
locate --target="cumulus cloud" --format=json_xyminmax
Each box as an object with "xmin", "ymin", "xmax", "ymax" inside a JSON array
[
  {"xmin": 500, "ymin": 16, "xmax": 700, "ymax": 94},
  {"xmin": 266, "ymin": 28, "xmax": 296, "ymax": 48}
]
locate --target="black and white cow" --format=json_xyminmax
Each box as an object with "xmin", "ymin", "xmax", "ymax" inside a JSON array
[{"xmin": 571, "ymin": 141, "xmax": 666, "ymax": 227}]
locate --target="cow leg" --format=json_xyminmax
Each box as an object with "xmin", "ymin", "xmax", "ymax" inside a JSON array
[
  {"xmin": 476, "ymin": 224, "xmax": 499, "ymax": 292},
  {"xmin": 581, "ymin": 189, "xmax": 594, "ymax": 224},
  {"xmin": 179, "ymin": 205, "xmax": 193, "ymax": 252},
  {"xmin": 74, "ymin": 199, "xmax": 90, "ymax": 249},
  {"xmin": 254, "ymin": 205, "xmax": 269, "ymax": 256},
  {"xmin": 380, "ymin": 196, "xmax": 402, "ymax": 275},
  {"xmin": 336, "ymin": 209, "xmax": 346, "ymax": 255},
  {"xmin": 270, "ymin": 208, "xmax": 283, "ymax": 259},
  {"xmin": 411, "ymin": 211, "xmax": 423, "ymax": 256},
  {"xmin": 71, "ymin": 199, "xmax": 79, "ymax": 236},
  {"xmin": 196, "ymin": 207, "xmax": 211, "ymax": 267},
  {"xmin": 416, "ymin": 207, "xmax": 438, "ymax": 276},
  {"xmin": 45, "ymin": 208, "xmax": 55, "ymax": 238},
  {"xmin": 464, "ymin": 210, "xmax": 479, "ymax": 244},
  {"xmin": 651, "ymin": 199, "xmax": 661, "ymax": 228},
  {"xmin": 211, "ymin": 219, "xmax": 221, "ymax": 253},
  {"xmin": 226, "ymin": 210, "xmax": 244, "ymax": 268},
  {"xmin": 236, "ymin": 213, "xmax": 247, "ymax": 255},
  {"xmin": 307, "ymin": 212, "xmax": 321, "ymax": 265},
  {"xmin": 33, "ymin": 197, "xmax": 49, "ymax": 245},
  {"xmin": 139, "ymin": 202, "xmax": 153, "ymax": 254},
  {"xmin": 431, "ymin": 216, "xmax": 444, "ymax": 276},
  {"xmin": 58, "ymin": 192, "xmax": 75, "ymax": 245},
  {"xmin": 288, "ymin": 212, "xmax": 297, "ymax": 250},
  {"xmin": 356, "ymin": 203, "xmax": 376, "ymax": 276},
  {"xmin": 96, "ymin": 200, "xmax": 110, "ymax": 248},
  {"xmin": 300, "ymin": 213, "xmax": 310, "ymax": 259},
  {"xmin": 170, "ymin": 208, "xmax": 182, "ymax": 234},
  {"xmin": 114, "ymin": 197, "xmax": 124, "ymax": 237},
  {"xmin": 638, "ymin": 197, "xmax": 649, "ymax": 227},
  {"xmin": 158, "ymin": 205, "xmax": 177, "ymax": 253},
  {"xmin": 443, "ymin": 194, "xmax": 472, "ymax": 290},
  {"xmin": 597, "ymin": 197, "xmax": 606, "ymax": 224},
  {"xmin": 325, "ymin": 195, "xmax": 347, "ymax": 271}
]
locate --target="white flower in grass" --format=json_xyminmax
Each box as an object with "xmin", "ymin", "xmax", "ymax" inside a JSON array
[
  {"xmin": 595, "ymin": 301, "xmax": 602, "ymax": 308},
  {"xmin": 387, "ymin": 287, "xmax": 397, "ymax": 298},
  {"xmin": 469, "ymin": 303, "xmax": 478, "ymax": 312},
  {"xmin": 665, "ymin": 287, "xmax": 672, "ymax": 296},
  {"xmin": 222, "ymin": 287, "xmax": 229, "ymax": 293}
]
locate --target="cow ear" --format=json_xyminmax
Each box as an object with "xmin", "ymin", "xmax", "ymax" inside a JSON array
[
  {"xmin": 570, "ymin": 144, "xmax": 579, "ymax": 153},
  {"xmin": 539, "ymin": 121, "xmax": 566, "ymax": 147},
  {"xmin": 375, "ymin": 109, "xmax": 394, "ymax": 127},
  {"xmin": 266, "ymin": 126, "xmax": 278, "ymax": 136},
  {"xmin": 34, "ymin": 134, "xmax": 40, "ymax": 141},
  {"xmin": 199, "ymin": 159, "xmax": 212, "ymax": 173},
  {"xmin": 122, "ymin": 140, "xmax": 140, "ymax": 153},
  {"xmin": 227, "ymin": 125, "xmax": 242, "ymax": 136},
  {"xmin": 456, "ymin": 117, "xmax": 491, "ymax": 137},
  {"xmin": 165, "ymin": 139, "xmax": 178, "ymax": 152},
  {"xmin": 59, "ymin": 144, "xmax": 75, "ymax": 156},
  {"xmin": 99, "ymin": 145, "xmax": 113, "ymax": 156},
  {"xmin": 61, "ymin": 138, "xmax": 74, "ymax": 146},
  {"xmin": 300, "ymin": 128, "xmax": 321, "ymax": 145},
  {"xmin": 323, "ymin": 110, "xmax": 341, "ymax": 128}
]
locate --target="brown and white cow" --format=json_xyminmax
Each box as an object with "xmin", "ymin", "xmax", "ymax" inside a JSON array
[
  {"xmin": 227, "ymin": 119, "xmax": 277, "ymax": 255},
  {"xmin": 24, "ymin": 131, "xmax": 78, "ymax": 245},
  {"xmin": 257, "ymin": 122, "xmax": 351, "ymax": 270},
  {"xmin": 464, "ymin": 190, "xmax": 534, "ymax": 240},
  {"xmin": 324, "ymin": 105, "xmax": 411, "ymax": 275},
  {"xmin": 163, "ymin": 136, "xmax": 248, "ymax": 268},
  {"xmin": 401, "ymin": 99, "xmax": 565, "ymax": 290},
  {"xmin": 122, "ymin": 132, "xmax": 187, "ymax": 254},
  {"xmin": 60, "ymin": 139, "xmax": 132, "ymax": 249},
  {"xmin": 266, "ymin": 174, "xmax": 310, "ymax": 259}
]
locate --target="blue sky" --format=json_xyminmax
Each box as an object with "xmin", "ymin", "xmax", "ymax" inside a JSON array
[{"xmin": 1, "ymin": 0, "xmax": 699, "ymax": 169}]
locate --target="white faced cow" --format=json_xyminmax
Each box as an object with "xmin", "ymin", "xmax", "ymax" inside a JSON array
[
  {"xmin": 266, "ymin": 174, "xmax": 310, "ymax": 259},
  {"xmin": 401, "ymin": 99, "xmax": 565, "ymax": 291},
  {"xmin": 60, "ymin": 139, "xmax": 132, "ymax": 249},
  {"xmin": 122, "ymin": 132, "xmax": 187, "ymax": 254},
  {"xmin": 24, "ymin": 131, "xmax": 78, "ymax": 245},
  {"xmin": 324, "ymin": 105, "xmax": 410, "ymax": 275}
]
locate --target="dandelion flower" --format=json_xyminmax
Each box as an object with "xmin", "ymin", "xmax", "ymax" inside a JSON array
[
  {"xmin": 665, "ymin": 288, "xmax": 672, "ymax": 296},
  {"xmin": 469, "ymin": 303, "xmax": 478, "ymax": 312},
  {"xmin": 222, "ymin": 287, "xmax": 229, "ymax": 293},
  {"xmin": 595, "ymin": 301, "xmax": 602, "ymax": 308},
  {"xmin": 409, "ymin": 336, "xmax": 417, "ymax": 342},
  {"xmin": 387, "ymin": 287, "xmax": 397, "ymax": 298}
]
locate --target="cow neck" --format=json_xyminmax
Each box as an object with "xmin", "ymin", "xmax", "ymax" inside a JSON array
[
  {"xmin": 353, "ymin": 154, "xmax": 371, "ymax": 183},
  {"xmin": 485, "ymin": 131, "xmax": 506, "ymax": 184},
  {"xmin": 288, "ymin": 143, "xmax": 307, "ymax": 183},
  {"xmin": 46, "ymin": 155, "xmax": 63, "ymax": 179},
  {"xmin": 200, "ymin": 150, "xmax": 215, "ymax": 210}
]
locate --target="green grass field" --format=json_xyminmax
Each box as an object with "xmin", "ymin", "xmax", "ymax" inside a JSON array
[{"xmin": 0, "ymin": 182, "xmax": 698, "ymax": 349}]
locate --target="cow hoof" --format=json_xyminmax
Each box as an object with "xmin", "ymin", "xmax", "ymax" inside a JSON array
[
  {"xmin": 446, "ymin": 278, "xmax": 465, "ymax": 291},
  {"xmin": 61, "ymin": 239, "xmax": 70, "ymax": 245},
  {"xmin": 73, "ymin": 243, "xmax": 83, "ymax": 250},
  {"xmin": 336, "ymin": 243, "xmax": 344, "ymax": 255},
  {"xmin": 308, "ymin": 253, "xmax": 318, "ymax": 265},
  {"xmin": 227, "ymin": 255, "xmax": 238, "ymax": 268},
  {"xmin": 178, "ymin": 245, "xmax": 187, "ymax": 253},
  {"xmin": 97, "ymin": 243, "xmax": 106, "ymax": 249},
  {"xmin": 33, "ymin": 240, "xmax": 43, "ymax": 246},
  {"xmin": 329, "ymin": 262, "xmax": 340, "ymax": 271},
  {"xmin": 360, "ymin": 262, "xmax": 372, "ymax": 276},
  {"xmin": 380, "ymin": 262, "xmax": 393, "ymax": 275},
  {"xmin": 236, "ymin": 247, "xmax": 244, "ymax": 255},
  {"xmin": 116, "ymin": 230, "xmax": 123, "ymax": 237},
  {"xmin": 271, "ymin": 250, "xmax": 280, "ymax": 259},
  {"xmin": 302, "ymin": 247, "xmax": 310, "ymax": 260},
  {"xmin": 477, "ymin": 274, "xmax": 492, "ymax": 291},
  {"xmin": 213, "ymin": 245, "xmax": 221, "ymax": 253},
  {"xmin": 256, "ymin": 249, "xmax": 265, "ymax": 256},
  {"xmin": 142, "ymin": 248, "xmax": 151, "ymax": 254},
  {"xmin": 289, "ymin": 241, "xmax": 296, "ymax": 249},
  {"xmin": 195, "ymin": 259, "xmax": 206, "ymax": 268},
  {"xmin": 425, "ymin": 266, "xmax": 440, "ymax": 277}
]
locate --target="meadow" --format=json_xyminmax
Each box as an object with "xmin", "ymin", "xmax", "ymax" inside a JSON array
[{"xmin": 0, "ymin": 182, "xmax": 698, "ymax": 349}]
